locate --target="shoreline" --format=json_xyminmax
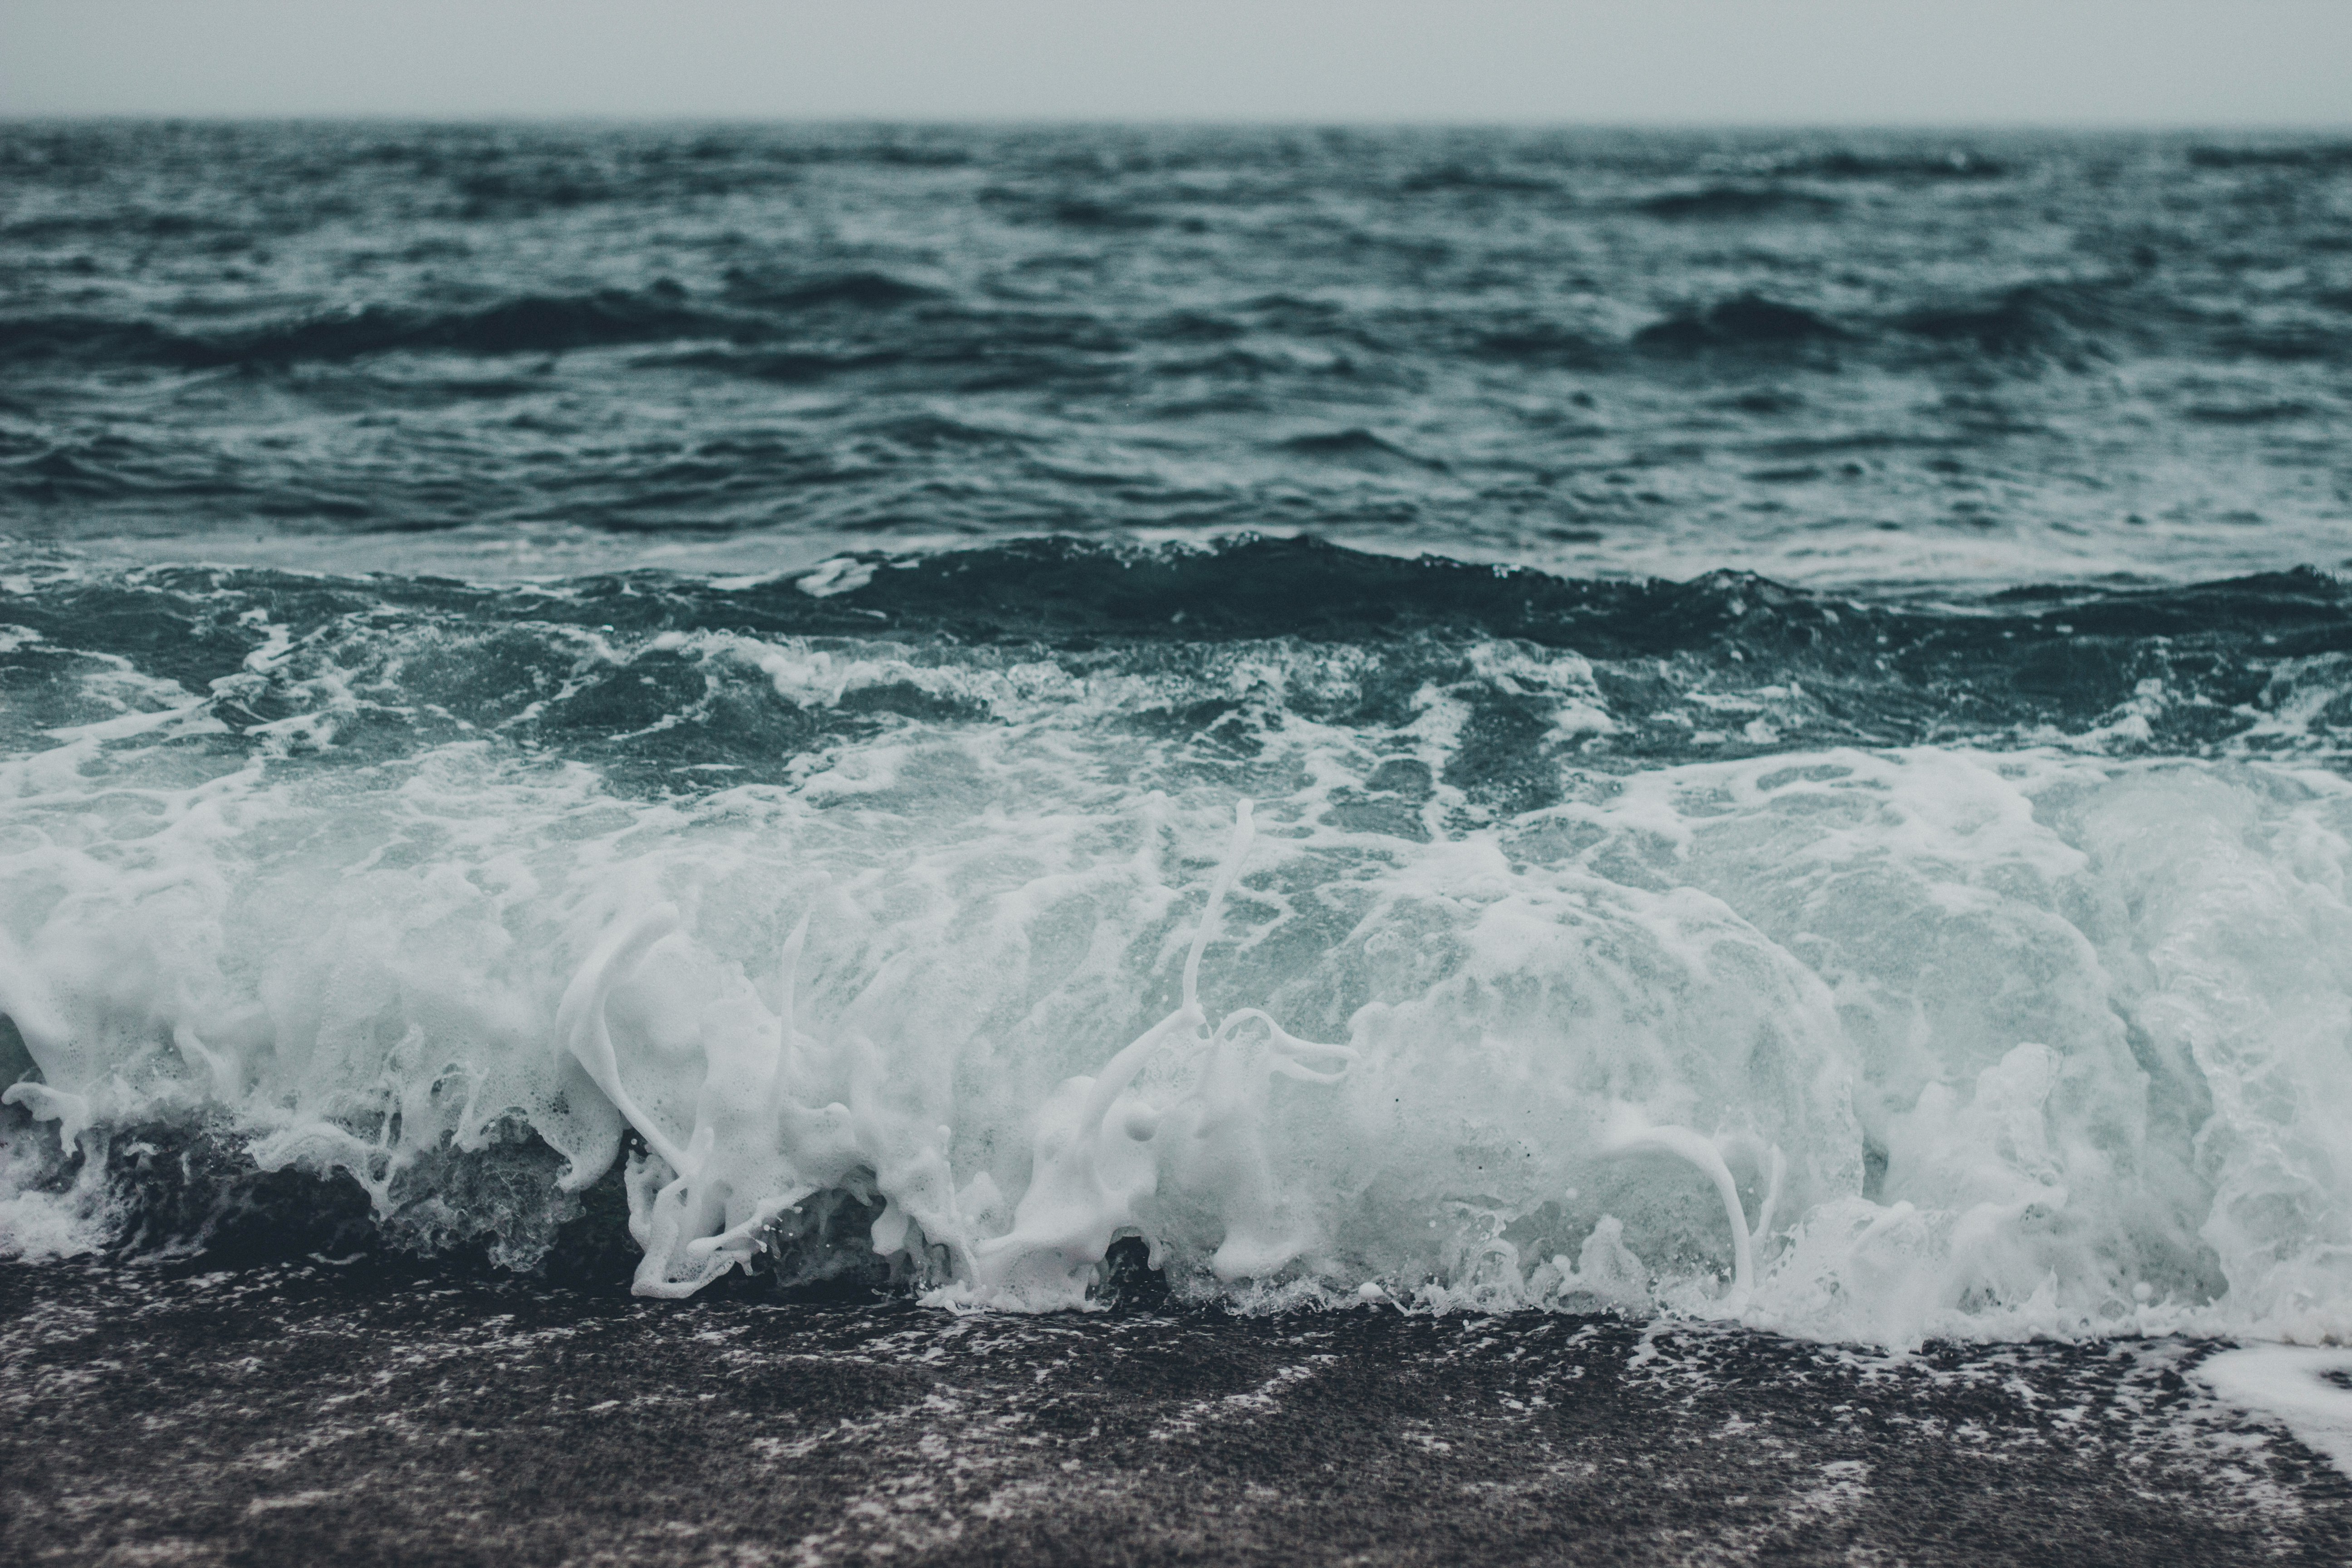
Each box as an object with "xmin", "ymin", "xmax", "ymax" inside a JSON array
[{"xmin": 6, "ymin": 1259, "xmax": 2349, "ymax": 1566}]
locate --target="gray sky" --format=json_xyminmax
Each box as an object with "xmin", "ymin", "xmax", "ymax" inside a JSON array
[{"xmin": 5, "ymin": 0, "xmax": 2348, "ymax": 125}]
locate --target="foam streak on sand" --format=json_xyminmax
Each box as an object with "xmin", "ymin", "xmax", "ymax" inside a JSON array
[{"xmin": 2200, "ymin": 1347, "xmax": 2352, "ymax": 1480}]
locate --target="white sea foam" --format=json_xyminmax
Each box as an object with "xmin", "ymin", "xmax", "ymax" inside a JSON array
[
  {"xmin": 3, "ymin": 637, "xmax": 2350, "ymax": 1346},
  {"xmin": 2198, "ymin": 1347, "xmax": 2352, "ymax": 1479}
]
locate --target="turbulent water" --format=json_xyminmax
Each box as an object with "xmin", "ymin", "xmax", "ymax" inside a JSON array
[{"xmin": 4, "ymin": 122, "xmax": 2352, "ymax": 1349}]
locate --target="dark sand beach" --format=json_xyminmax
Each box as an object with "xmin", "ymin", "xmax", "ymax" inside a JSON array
[{"xmin": 6, "ymin": 1260, "xmax": 2349, "ymax": 1567}]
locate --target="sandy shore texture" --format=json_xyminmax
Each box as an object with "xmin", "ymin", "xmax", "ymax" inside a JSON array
[{"xmin": 5, "ymin": 1260, "xmax": 2349, "ymax": 1567}]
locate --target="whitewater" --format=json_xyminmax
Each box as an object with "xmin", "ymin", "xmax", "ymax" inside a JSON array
[{"xmin": 4, "ymin": 549, "xmax": 2348, "ymax": 1352}]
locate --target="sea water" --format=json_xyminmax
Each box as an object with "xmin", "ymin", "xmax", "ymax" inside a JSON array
[{"xmin": 4, "ymin": 124, "xmax": 2352, "ymax": 1360}]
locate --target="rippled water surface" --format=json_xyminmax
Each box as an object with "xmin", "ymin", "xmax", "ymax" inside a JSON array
[{"xmin": 5, "ymin": 122, "xmax": 2347, "ymax": 582}]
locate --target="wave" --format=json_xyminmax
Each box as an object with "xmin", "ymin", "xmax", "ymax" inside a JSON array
[
  {"xmin": 642, "ymin": 307, "xmax": 1133, "ymax": 393},
  {"xmin": 1627, "ymin": 280, "xmax": 2176, "ymax": 366},
  {"xmin": 1887, "ymin": 280, "xmax": 2143, "ymax": 358},
  {"xmin": 0, "ymin": 283, "xmax": 1112, "ymax": 382},
  {"xmin": 2213, "ymin": 323, "xmax": 2349, "ymax": 363},
  {"xmin": 0, "ymin": 266, "xmax": 2295, "ymax": 410},
  {"xmin": 1637, "ymin": 187, "xmax": 1843, "ymax": 221},
  {"xmin": 1274, "ymin": 429, "xmax": 1448, "ymax": 472},
  {"xmin": 4, "ymin": 542, "xmax": 2352, "ymax": 1344},
  {"xmin": 1775, "ymin": 150, "xmax": 2010, "ymax": 181},
  {"xmin": 1634, "ymin": 295, "xmax": 1851, "ymax": 353},
  {"xmin": 2186, "ymin": 144, "xmax": 2352, "ymax": 172},
  {"xmin": 1469, "ymin": 320, "xmax": 1611, "ymax": 367},
  {"xmin": 2181, "ymin": 401, "xmax": 2318, "ymax": 426},
  {"xmin": 449, "ymin": 166, "xmax": 632, "ymax": 218},
  {"xmin": 2, "ymin": 211, "xmax": 262, "ymax": 245},
  {"xmin": 718, "ymin": 268, "xmax": 942, "ymax": 312},
  {"xmin": 978, "ymin": 188, "xmax": 1168, "ymax": 231},
  {"xmin": 7, "ymin": 542, "xmax": 2348, "ymax": 767},
  {"xmin": 0, "ymin": 287, "xmax": 739, "ymax": 368},
  {"xmin": 1397, "ymin": 165, "xmax": 1563, "ymax": 196},
  {"xmin": 5, "ymin": 729, "xmax": 2349, "ymax": 1343}
]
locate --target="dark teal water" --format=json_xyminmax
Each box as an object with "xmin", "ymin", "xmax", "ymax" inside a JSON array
[
  {"xmin": 5, "ymin": 123, "xmax": 2347, "ymax": 582},
  {"xmin": 2, "ymin": 126, "xmax": 2351, "ymax": 1349}
]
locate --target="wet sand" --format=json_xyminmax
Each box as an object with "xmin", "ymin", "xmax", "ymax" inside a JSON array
[{"xmin": 4, "ymin": 1260, "xmax": 2348, "ymax": 1566}]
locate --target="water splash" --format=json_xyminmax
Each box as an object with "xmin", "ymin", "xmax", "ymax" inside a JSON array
[{"xmin": 549, "ymin": 801, "xmax": 1354, "ymax": 1307}]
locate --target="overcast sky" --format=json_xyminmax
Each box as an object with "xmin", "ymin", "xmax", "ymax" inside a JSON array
[{"xmin": 5, "ymin": 0, "xmax": 2348, "ymax": 125}]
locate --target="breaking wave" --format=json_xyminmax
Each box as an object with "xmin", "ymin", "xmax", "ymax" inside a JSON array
[{"xmin": 3, "ymin": 541, "xmax": 2351, "ymax": 1347}]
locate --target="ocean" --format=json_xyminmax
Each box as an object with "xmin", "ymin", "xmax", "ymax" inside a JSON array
[{"xmin": 4, "ymin": 122, "xmax": 2352, "ymax": 1562}]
